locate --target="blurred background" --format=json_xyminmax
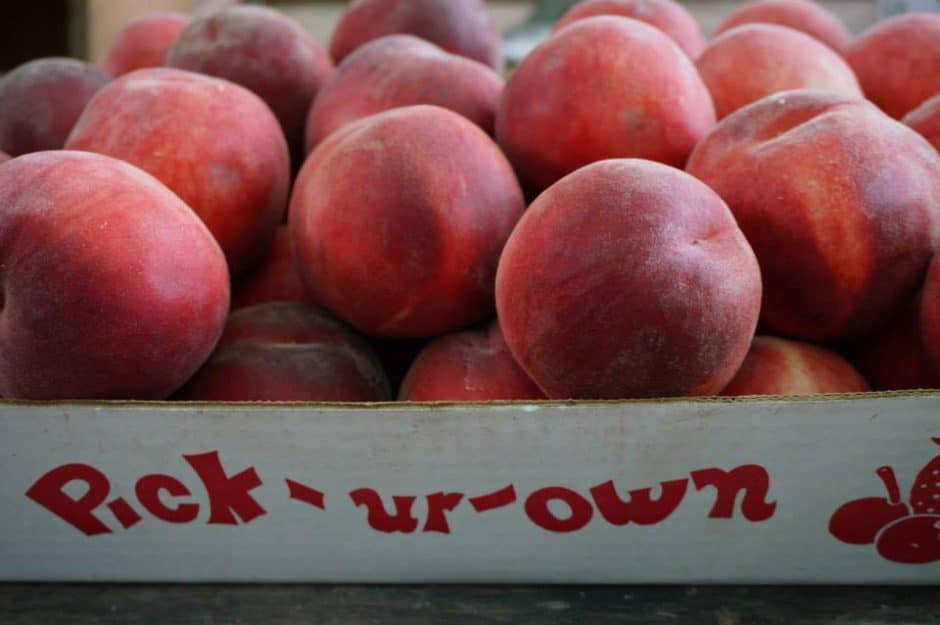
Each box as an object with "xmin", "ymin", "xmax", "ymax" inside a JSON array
[{"xmin": 0, "ymin": 0, "xmax": 932, "ymax": 72}]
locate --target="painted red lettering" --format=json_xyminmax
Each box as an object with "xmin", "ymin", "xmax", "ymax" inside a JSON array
[
  {"xmin": 349, "ymin": 489, "xmax": 418, "ymax": 533},
  {"xmin": 286, "ymin": 479, "xmax": 325, "ymax": 510},
  {"xmin": 135, "ymin": 474, "xmax": 199, "ymax": 523},
  {"xmin": 590, "ymin": 478, "xmax": 689, "ymax": 526},
  {"xmin": 184, "ymin": 451, "xmax": 266, "ymax": 525},
  {"xmin": 525, "ymin": 486, "xmax": 593, "ymax": 533},
  {"xmin": 423, "ymin": 492, "xmax": 464, "ymax": 533},
  {"xmin": 691, "ymin": 465, "xmax": 776, "ymax": 522},
  {"xmin": 469, "ymin": 485, "xmax": 517, "ymax": 512},
  {"xmin": 107, "ymin": 497, "xmax": 142, "ymax": 529},
  {"xmin": 25, "ymin": 463, "xmax": 112, "ymax": 536}
]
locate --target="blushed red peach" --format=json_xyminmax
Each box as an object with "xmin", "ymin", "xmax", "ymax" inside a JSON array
[
  {"xmin": 291, "ymin": 105, "xmax": 525, "ymax": 338},
  {"xmin": 0, "ymin": 58, "xmax": 110, "ymax": 157},
  {"xmin": 845, "ymin": 13, "xmax": 940, "ymax": 119},
  {"xmin": 167, "ymin": 5, "xmax": 333, "ymax": 157},
  {"xmin": 0, "ymin": 151, "xmax": 229, "ymax": 400},
  {"xmin": 922, "ymin": 256, "xmax": 940, "ymax": 373},
  {"xmin": 496, "ymin": 159, "xmax": 761, "ymax": 400},
  {"xmin": 305, "ymin": 35, "xmax": 503, "ymax": 152},
  {"xmin": 66, "ymin": 68, "xmax": 290, "ymax": 278},
  {"xmin": 687, "ymin": 90, "xmax": 940, "ymax": 341},
  {"xmin": 553, "ymin": 0, "xmax": 706, "ymax": 57},
  {"xmin": 715, "ymin": 0, "xmax": 850, "ymax": 53},
  {"xmin": 176, "ymin": 302, "xmax": 391, "ymax": 402},
  {"xmin": 399, "ymin": 322, "xmax": 545, "ymax": 401},
  {"xmin": 231, "ymin": 226, "xmax": 318, "ymax": 310},
  {"xmin": 903, "ymin": 95, "xmax": 940, "ymax": 153},
  {"xmin": 330, "ymin": 0, "xmax": 502, "ymax": 70},
  {"xmin": 846, "ymin": 299, "xmax": 940, "ymax": 391},
  {"xmin": 695, "ymin": 24, "xmax": 860, "ymax": 119},
  {"xmin": 101, "ymin": 12, "xmax": 190, "ymax": 76},
  {"xmin": 496, "ymin": 16, "xmax": 715, "ymax": 193},
  {"xmin": 721, "ymin": 336, "xmax": 869, "ymax": 396}
]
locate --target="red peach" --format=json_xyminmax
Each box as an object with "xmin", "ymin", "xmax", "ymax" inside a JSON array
[
  {"xmin": 721, "ymin": 336, "xmax": 869, "ymax": 396},
  {"xmin": 231, "ymin": 225, "xmax": 318, "ymax": 310},
  {"xmin": 846, "ymin": 299, "xmax": 940, "ymax": 391},
  {"xmin": 399, "ymin": 321, "xmax": 545, "ymax": 401},
  {"xmin": 687, "ymin": 90, "xmax": 940, "ymax": 341},
  {"xmin": 166, "ymin": 5, "xmax": 333, "ymax": 158},
  {"xmin": 0, "ymin": 151, "xmax": 229, "ymax": 400},
  {"xmin": 0, "ymin": 58, "xmax": 111, "ymax": 157},
  {"xmin": 922, "ymin": 256, "xmax": 940, "ymax": 373},
  {"xmin": 290, "ymin": 105, "xmax": 525, "ymax": 338},
  {"xmin": 695, "ymin": 24, "xmax": 861, "ymax": 120},
  {"xmin": 715, "ymin": 0, "xmax": 850, "ymax": 53},
  {"xmin": 66, "ymin": 68, "xmax": 290, "ymax": 278},
  {"xmin": 903, "ymin": 95, "xmax": 940, "ymax": 153},
  {"xmin": 496, "ymin": 16, "xmax": 715, "ymax": 193},
  {"xmin": 305, "ymin": 35, "xmax": 503, "ymax": 153},
  {"xmin": 101, "ymin": 12, "xmax": 190, "ymax": 76},
  {"xmin": 175, "ymin": 302, "xmax": 391, "ymax": 402},
  {"xmin": 553, "ymin": 0, "xmax": 706, "ymax": 58},
  {"xmin": 330, "ymin": 0, "xmax": 502, "ymax": 70},
  {"xmin": 845, "ymin": 13, "xmax": 940, "ymax": 119},
  {"xmin": 496, "ymin": 159, "xmax": 761, "ymax": 400}
]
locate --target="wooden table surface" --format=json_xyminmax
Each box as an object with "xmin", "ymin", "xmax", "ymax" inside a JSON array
[{"xmin": 2, "ymin": 585, "xmax": 938, "ymax": 624}]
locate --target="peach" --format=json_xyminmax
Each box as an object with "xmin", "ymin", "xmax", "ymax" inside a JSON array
[
  {"xmin": 721, "ymin": 336, "xmax": 869, "ymax": 396},
  {"xmin": 166, "ymin": 6, "xmax": 333, "ymax": 159},
  {"xmin": 231, "ymin": 225, "xmax": 317, "ymax": 310},
  {"xmin": 330, "ymin": 0, "xmax": 502, "ymax": 70},
  {"xmin": 66, "ymin": 68, "xmax": 290, "ymax": 278},
  {"xmin": 922, "ymin": 255, "xmax": 940, "ymax": 373},
  {"xmin": 399, "ymin": 321, "xmax": 545, "ymax": 401},
  {"xmin": 695, "ymin": 24, "xmax": 861, "ymax": 120},
  {"xmin": 845, "ymin": 13, "xmax": 940, "ymax": 119},
  {"xmin": 903, "ymin": 95, "xmax": 940, "ymax": 153},
  {"xmin": 290, "ymin": 105, "xmax": 525, "ymax": 338},
  {"xmin": 553, "ymin": 0, "xmax": 706, "ymax": 58},
  {"xmin": 687, "ymin": 90, "xmax": 940, "ymax": 341},
  {"xmin": 176, "ymin": 302, "xmax": 391, "ymax": 402},
  {"xmin": 496, "ymin": 16, "xmax": 715, "ymax": 193},
  {"xmin": 495, "ymin": 159, "xmax": 761, "ymax": 400},
  {"xmin": 0, "ymin": 151, "xmax": 229, "ymax": 400},
  {"xmin": 846, "ymin": 299, "xmax": 940, "ymax": 391},
  {"xmin": 305, "ymin": 35, "xmax": 503, "ymax": 152},
  {"xmin": 101, "ymin": 12, "xmax": 190, "ymax": 76},
  {"xmin": 715, "ymin": 0, "xmax": 850, "ymax": 53},
  {"xmin": 0, "ymin": 58, "xmax": 111, "ymax": 157}
]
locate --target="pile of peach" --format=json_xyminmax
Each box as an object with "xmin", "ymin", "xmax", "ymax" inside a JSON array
[{"xmin": 2, "ymin": 0, "xmax": 940, "ymax": 402}]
